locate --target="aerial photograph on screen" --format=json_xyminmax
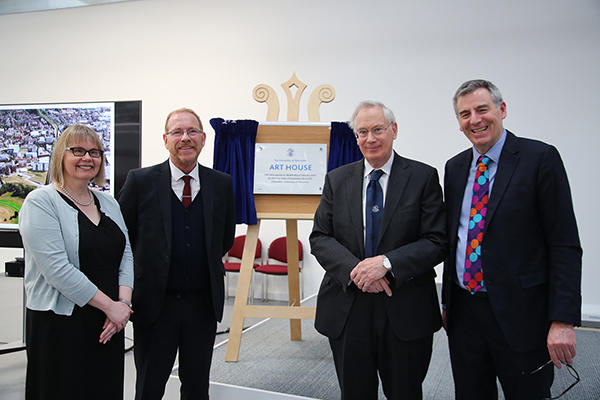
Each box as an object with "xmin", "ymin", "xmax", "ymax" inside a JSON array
[{"xmin": 0, "ymin": 102, "xmax": 114, "ymax": 228}]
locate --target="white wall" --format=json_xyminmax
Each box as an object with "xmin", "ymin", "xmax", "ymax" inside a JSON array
[{"xmin": 1, "ymin": 0, "xmax": 598, "ymax": 318}]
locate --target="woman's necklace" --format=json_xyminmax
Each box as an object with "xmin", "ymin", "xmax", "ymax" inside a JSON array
[{"xmin": 60, "ymin": 184, "xmax": 94, "ymax": 206}]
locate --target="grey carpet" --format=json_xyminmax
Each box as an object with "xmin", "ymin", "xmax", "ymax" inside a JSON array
[{"xmin": 210, "ymin": 318, "xmax": 600, "ymax": 400}]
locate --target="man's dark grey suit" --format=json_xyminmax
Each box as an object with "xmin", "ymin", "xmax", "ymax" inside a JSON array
[{"xmin": 310, "ymin": 152, "xmax": 447, "ymax": 399}]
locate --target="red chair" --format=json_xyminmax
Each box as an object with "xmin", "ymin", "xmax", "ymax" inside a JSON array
[
  {"xmin": 224, "ymin": 235, "xmax": 262, "ymax": 297},
  {"xmin": 254, "ymin": 237, "xmax": 303, "ymax": 301}
]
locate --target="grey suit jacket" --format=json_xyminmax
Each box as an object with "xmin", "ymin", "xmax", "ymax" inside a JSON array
[
  {"xmin": 310, "ymin": 152, "xmax": 447, "ymax": 340},
  {"xmin": 117, "ymin": 160, "xmax": 235, "ymax": 326}
]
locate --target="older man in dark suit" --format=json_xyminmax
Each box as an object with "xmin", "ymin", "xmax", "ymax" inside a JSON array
[
  {"xmin": 310, "ymin": 101, "xmax": 446, "ymax": 400},
  {"xmin": 442, "ymin": 80, "xmax": 582, "ymax": 399},
  {"xmin": 118, "ymin": 108, "xmax": 235, "ymax": 400}
]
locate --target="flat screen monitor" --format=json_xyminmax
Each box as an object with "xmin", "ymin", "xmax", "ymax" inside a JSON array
[{"xmin": 0, "ymin": 100, "xmax": 141, "ymax": 233}]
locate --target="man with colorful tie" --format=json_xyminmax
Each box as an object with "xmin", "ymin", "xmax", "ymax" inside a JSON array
[
  {"xmin": 311, "ymin": 101, "xmax": 446, "ymax": 399},
  {"xmin": 442, "ymin": 80, "xmax": 582, "ymax": 399},
  {"xmin": 118, "ymin": 108, "xmax": 235, "ymax": 399}
]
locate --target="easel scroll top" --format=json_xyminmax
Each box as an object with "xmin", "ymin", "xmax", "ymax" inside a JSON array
[{"xmin": 253, "ymin": 73, "xmax": 335, "ymax": 122}]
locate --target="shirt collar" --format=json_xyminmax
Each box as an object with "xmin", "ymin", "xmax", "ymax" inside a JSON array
[
  {"xmin": 169, "ymin": 159, "xmax": 200, "ymax": 182},
  {"xmin": 472, "ymin": 129, "xmax": 507, "ymax": 164},
  {"xmin": 363, "ymin": 152, "xmax": 394, "ymax": 179}
]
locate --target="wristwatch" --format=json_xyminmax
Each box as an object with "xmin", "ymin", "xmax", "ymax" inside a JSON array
[
  {"xmin": 382, "ymin": 255, "xmax": 392, "ymax": 271},
  {"xmin": 118, "ymin": 299, "xmax": 133, "ymax": 309}
]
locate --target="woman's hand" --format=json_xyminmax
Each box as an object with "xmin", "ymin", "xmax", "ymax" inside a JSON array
[
  {"xmin": 105, "ymin": 300, "xmax": 133, "ymax": 331},
  {"xmin": 99, "ymin": 300, "xmax": 133, "ymax": 344},
  {"xmin": 99, "ymin": 318, "xmax": 119, "ymax": 344},
  {"xmin": 89, "ymin": 290, "xmax": 133, "ymax": 332},
  {"xmin": 89, "ymin": 289, "xmax": 133, "ymax": 344}
]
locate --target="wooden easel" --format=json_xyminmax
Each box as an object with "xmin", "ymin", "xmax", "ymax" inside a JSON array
[
  {"xmin": 225, "ymin": 124, "xmax": 329, "ymax": 362},
  {"xmin": 225, "ymin": 74, "xmax": 335, "ymax": 362}
]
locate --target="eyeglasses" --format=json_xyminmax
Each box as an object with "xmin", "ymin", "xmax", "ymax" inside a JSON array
[
  {"xmin": 65, "ymin": 147, "xmax": 103, "ymax": 159},
  {"xmin": 530, "ymin": 360, "xmax": 580, "ymax": 399},
  {"xmin": 355, "ymin": 122, "xmax": 393, "ymax": 139},
  {"xmin": 166, "ymin": 128, "xmax": 203, "ymax": 137}
]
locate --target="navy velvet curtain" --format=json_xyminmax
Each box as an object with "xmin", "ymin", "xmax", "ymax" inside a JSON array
[
  {"xmin": 328, "ymin": 121, "xmax": 363, "ymax": 171},
  {"xmin": 211, "ymin": 119, "xmax": 360, "ymax": 224},
  {"xmin": 211, "ymin": 118, "xmax": 259, "ymax": 225}
]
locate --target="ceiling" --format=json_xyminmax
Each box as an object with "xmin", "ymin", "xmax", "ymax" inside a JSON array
[{"xmin": 0, "ymin": 0, "xmax": 136, "ymax": 15}]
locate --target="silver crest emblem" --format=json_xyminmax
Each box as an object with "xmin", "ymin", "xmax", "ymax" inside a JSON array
[{"xmin": 372, "ymin": 205, "xmax": 380, "ymax": 213}]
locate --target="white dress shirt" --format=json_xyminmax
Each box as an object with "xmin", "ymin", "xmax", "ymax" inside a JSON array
[{"xmin": 169, "ymin": 160, "xmax": 200, "ymax": 203}]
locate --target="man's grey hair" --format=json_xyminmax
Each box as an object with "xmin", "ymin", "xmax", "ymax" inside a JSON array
[
  {"xmin": 349, "ymin": 101, "xmax": 396, "ymax": 131},
  {"xmin": 452, "ymin": 79, "xmax": 503, "ymax": 114}
]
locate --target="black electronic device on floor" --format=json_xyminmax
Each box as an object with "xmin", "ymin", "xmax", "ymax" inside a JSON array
[{"xmin": 5, "ymin": 257, "xmax": 24, "ymax": 277}]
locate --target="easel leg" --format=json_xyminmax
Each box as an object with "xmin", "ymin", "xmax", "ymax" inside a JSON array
[
  {"xmin": 286, "ymin": 219, "xmax": 302, "ymax": 341},
  {"xmin": 225, "ymin": 221, "xmax": 261, "ymax": 362}
]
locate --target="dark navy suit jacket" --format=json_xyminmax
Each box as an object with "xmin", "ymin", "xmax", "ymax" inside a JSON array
[
  {"xmin": 442, "ymin": 131, "xmax": 582, "ymax": 352},
  {"xmin": 117, "ymin": 160, "xmax": 235, "ymax": 326}
]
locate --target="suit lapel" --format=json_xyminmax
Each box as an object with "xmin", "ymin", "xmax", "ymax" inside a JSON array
[
  {"xmin": 485, "ymin": 131, "xmax": 520, "ymax": 229},
  {"xmin": 198, "ymin": 165, "xmax": 215, "ymax": 257},
  {"xmin": 348, "ymin": 161, "xmax": 366, "ymax": 258},
  {"xmin": 379, "ymin": 153, "xmax": 409, "ymax": 244},
  {"xmin": 448, "ymin": 150, "xmax": 472, "ymax": 245},
  {"xmin": 156, "ymin": 161, "xmax": 172, "ymax": 254}
]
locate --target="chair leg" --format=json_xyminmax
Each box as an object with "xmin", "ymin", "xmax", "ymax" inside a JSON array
[
  {"xmin": 249, "ymin": 273, "xmax": 254, "ymax": 304},
  {"xmin": 225, "ymin": 273, "xmax": 229, "ymax": 298},
  {"xmin": 264, "ymin": 274, "xmax": 268, "ymax": 301},
  {"xmin": 300, "ymin": 271, "xmax": 303, "ymax": 301}
]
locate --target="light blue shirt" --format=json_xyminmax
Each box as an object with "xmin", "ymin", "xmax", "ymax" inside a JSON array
[
  {"xmin": 455, "ymin": 130, "xmax": 507, "ymax": 291},
  {"xmin": 19, "ymin": 184, "xmax": 134, "ymax": 316}
]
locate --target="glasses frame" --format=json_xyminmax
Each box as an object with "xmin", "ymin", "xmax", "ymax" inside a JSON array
[
  {"xmin": 530, "ymin": 360, "xmax": 580, "ymax": 400},
  {"xmin": 65, "ymin": 147, "xmax": 104, "ymax": 159},
  {"xmin": 166, "ymin": 128, "xmax": 204, "ymax": 137},
  {"xmin": 354, "ymin": 121, "xmax": 393, "ymax": 139}
]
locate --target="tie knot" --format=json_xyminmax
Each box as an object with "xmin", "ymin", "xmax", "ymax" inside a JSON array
[
  {"xmin": 477, "ymin": 155, "xmax": 490, "ymax": 166},
  {"xmin": 370, "ymin": 169, "xmax": 384, "ymax": 181},
  {"xmin": 182, "ymin": 175, "xmax": 191, "ymax": 184}
]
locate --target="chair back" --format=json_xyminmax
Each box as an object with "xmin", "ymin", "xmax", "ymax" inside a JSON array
[
  {"xmin": 268, "ymin": 237, "xmax": 303, "ymax": 263},
  {"xmin": 228, "ymin": 235, "xmax": 262, "ymax": 260}
]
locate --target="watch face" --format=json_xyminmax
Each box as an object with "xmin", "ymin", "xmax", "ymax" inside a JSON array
[{"xmin": 382, "ymin": 256, "xmax": 392, "ymax": 270}]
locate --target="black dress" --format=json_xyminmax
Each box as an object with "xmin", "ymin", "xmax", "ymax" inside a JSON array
[{"xmin": 25, "ymin": 193, "xmax": 126, "ymax": 400}]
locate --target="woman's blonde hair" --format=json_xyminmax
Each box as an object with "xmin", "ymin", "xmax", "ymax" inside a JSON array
[{"xmin": 50, "ymin": 124, "xmax": 106, "ymax": 186}]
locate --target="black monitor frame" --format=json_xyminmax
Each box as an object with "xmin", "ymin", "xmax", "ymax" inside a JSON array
[{"xmin": 0, "ymin": 100, "xmax": 141, "ymax": 245}]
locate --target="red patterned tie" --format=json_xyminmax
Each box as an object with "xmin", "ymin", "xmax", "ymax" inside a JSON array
[
  {"xmin": 182, "ymin": 175, "xmax": 192, "ymax": 208},
  {"xmin": 464, "ymin": 155, "xmax": 490, "ymax": 293}
]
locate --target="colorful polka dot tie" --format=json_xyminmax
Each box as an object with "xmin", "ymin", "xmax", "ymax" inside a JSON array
[{"xmin": 464, "ymin": 155, "xmax": 490, "ymax": 294}]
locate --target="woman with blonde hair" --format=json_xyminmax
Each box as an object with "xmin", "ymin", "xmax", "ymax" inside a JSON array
[{"xmin": 19, "ymin": 124, "xmax": 133, "ymax": 399}]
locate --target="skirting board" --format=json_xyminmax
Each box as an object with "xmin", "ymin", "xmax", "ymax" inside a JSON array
[{"xmin": 582, "ymin": 304, "xmax": 600, "ymax": 328}]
